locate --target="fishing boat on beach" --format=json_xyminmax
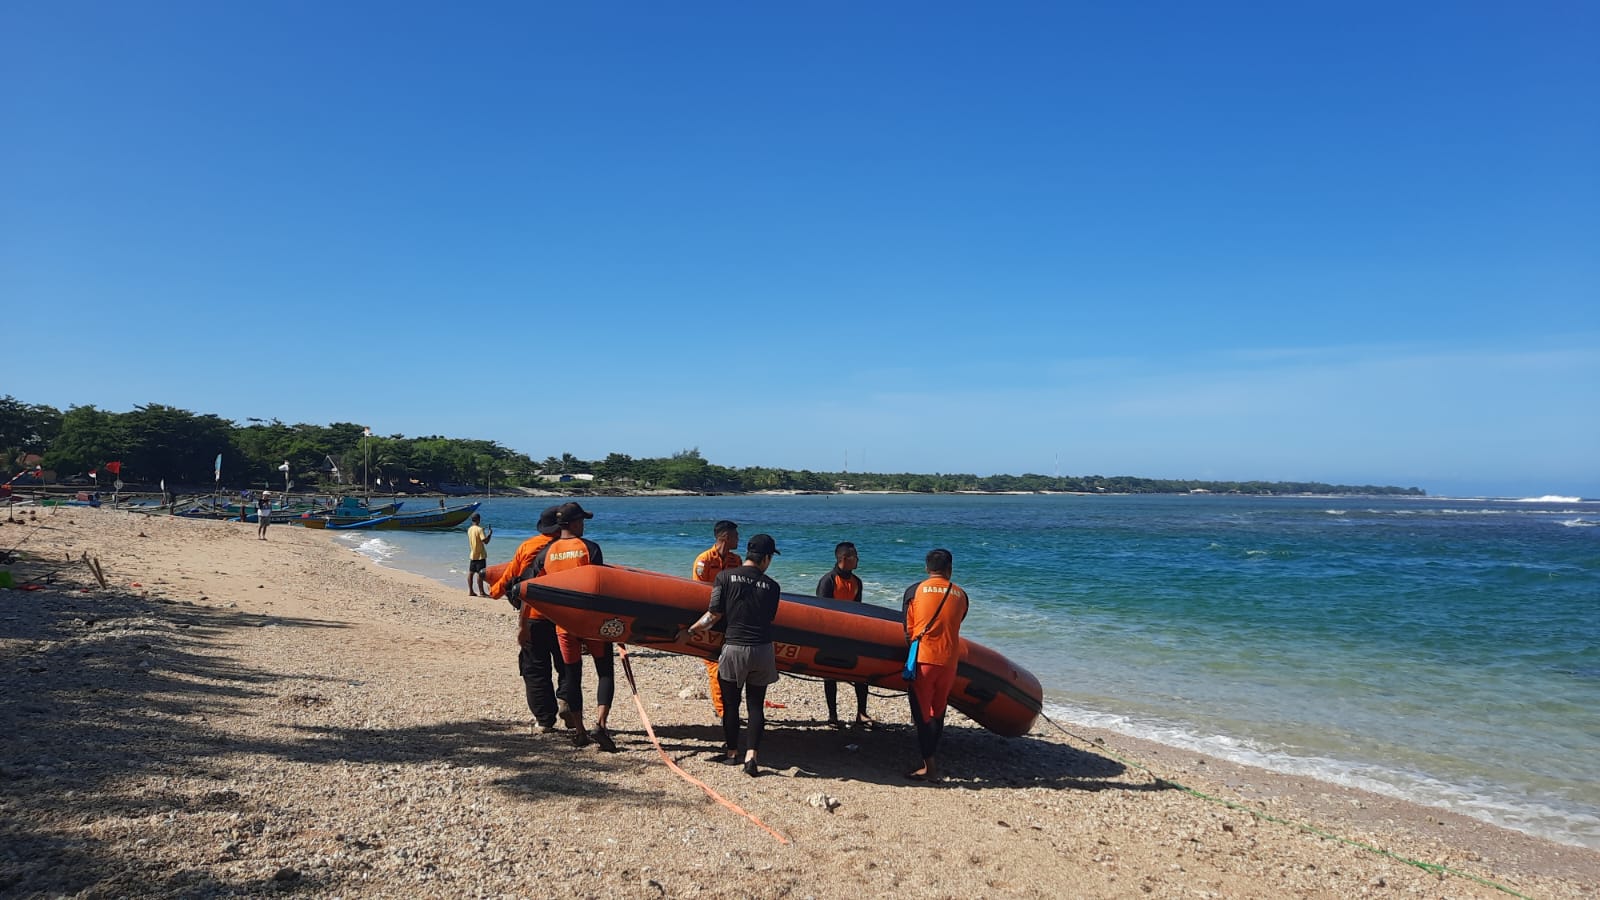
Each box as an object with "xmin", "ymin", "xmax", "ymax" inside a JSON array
[
  {"xmin": 297, "ymin": 496, "xmax": 404, "ymax": 526},
  {"xmin": 175, "ymin": 501, "xmax": 320, "ymax": 523},
  {"xmin": 503, "ymin": 563, "xmax": 1043, "ymax": 737},
  {"xmin": 302, "ymin": 501, "xmax": 479, "ymax": 531}
]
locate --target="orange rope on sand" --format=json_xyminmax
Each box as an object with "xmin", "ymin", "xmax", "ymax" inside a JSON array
[{"xmin": 616, "ymin": 644, "xmax": 790, "ymax": 845}]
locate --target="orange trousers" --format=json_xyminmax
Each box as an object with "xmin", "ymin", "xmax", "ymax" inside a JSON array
[{"xmin": 704, "ymin": 658, "xmax": 724, "ymax": 717}]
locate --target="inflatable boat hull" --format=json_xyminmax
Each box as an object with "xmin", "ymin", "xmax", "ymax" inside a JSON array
[{"xmin": 508, "ymin": 565, "xmax": 1042, "ymax": 737}]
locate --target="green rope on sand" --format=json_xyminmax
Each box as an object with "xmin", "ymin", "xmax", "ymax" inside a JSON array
[{"xmin": 1039, "ymin": 712, "xmax": 1534, "ymax": 900}]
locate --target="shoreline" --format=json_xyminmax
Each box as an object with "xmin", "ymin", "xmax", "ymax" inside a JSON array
[
  {"xmin": 2, "ymin": 507, "xmax": 1595, "ymax": 897},
  {"xmin": 350, "ymin": 519, "xmax": 1600, "ymax": 856}
]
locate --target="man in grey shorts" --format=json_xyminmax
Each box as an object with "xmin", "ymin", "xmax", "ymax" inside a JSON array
[{"xmin": 688, "ymin": 533, "xmax": 782, "ymax": 777}]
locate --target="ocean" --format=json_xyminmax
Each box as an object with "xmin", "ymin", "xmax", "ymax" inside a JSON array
[{"xmin": 324, "ymin": 492, "xmax": 1600, "ymax": 849}]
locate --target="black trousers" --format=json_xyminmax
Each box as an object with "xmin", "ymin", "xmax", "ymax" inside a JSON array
[
  {"xmin": 556, "ymin": 642, "xmax": 615, "ymax": 721},
  {"xmin": 823, "ymin": 679, "xmax": 869, "ymax": 720},
  {"xmin": 720, "ymin": 678, "xmax": 769, "ymax": 753},
  {"xmin": 518, "ymin": 619, "xmax": 559, "ymax": 728},
  {"xmin": 907, "ymin": 690, "xmax": 945, "ymax": 760}
]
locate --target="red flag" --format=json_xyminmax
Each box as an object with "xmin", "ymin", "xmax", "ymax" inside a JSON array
[
  {"xmin": 105, "ymin": 461, "xmax": 122, "ymax": 475},
  {"xmin": 89, "ymin": 469, "xmax": 97, "ymax": 478}
]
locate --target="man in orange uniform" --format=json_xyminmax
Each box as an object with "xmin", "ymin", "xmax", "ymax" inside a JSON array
[
  {"xmin": 532, "ymin": 502, "xmax": 617, "ymax": 751},
  {"xmin": 489, "ymin": 505, "xmax": 561, "ymax": 734},
  {"xmin": 900, "ymin": 548, "xmax": 969, "ymax": 783},
  {"xmin": 690, "ymin": 520, "xmax": 740, "ymax": 719},
  {"xmin": 817, "ymin": 541, "xmax": 873, "ymax": 729}
]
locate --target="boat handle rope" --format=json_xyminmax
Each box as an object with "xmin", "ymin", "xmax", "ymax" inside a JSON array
[
  {"xmin": 1037, "ymin": 711, "xmax": 1533, "ymax": 899},
  {"xmin": 615, "ymin": 643, "xmax": 791, "ymax": 845}
]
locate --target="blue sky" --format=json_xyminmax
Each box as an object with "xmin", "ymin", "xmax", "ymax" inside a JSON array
[{"xmin": 3, "ymin": 2, "xmax": 1596, "ymax": 497}]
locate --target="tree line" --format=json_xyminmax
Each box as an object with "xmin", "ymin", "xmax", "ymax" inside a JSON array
[{"xmin": 0, "ymin": 396, "xmax": 1425, "ymax": 496}]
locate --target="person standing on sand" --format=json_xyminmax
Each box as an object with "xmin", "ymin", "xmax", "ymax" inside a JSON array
[
  {"xmin": 490, "ymin": 505, "xmax": 562, "ymax": 734},
  {"xmin": 900, "ymin": 548, "xmax": 969, "ymax": 783},
  {"xmin": 690, "ymin": 519, "xmax": 740, "ymax": 721},
  {"xmin": 532, "ymin": 502, "xmax": 617, "ymax": 752},
  {"xmin": 466, "ymin": 513, "xmax": 493, "ymax": 597},
  {"xmin": 688, "ymin": 533, "xmax": 782, "ymax": 777},
  {"xmin": 257, "ymin": 491, "xmax": 271, "ymax": 540},
  {"xmin": 817, "ymin": 541, "xmax": 874, "ymax": 730}
]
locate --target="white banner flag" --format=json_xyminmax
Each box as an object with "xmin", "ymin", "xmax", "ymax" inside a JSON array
[{"xmin": 278, "ymin": 461, "xmax": 290, "ymax": 472}]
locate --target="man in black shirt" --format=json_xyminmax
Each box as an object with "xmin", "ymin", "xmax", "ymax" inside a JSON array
[{"xmin": 688, "ymin": 533, "xmax": 782, "ymax": 777}]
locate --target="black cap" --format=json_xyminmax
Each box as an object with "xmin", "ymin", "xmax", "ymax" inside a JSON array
[
  {"xmin": 536, "ymin": 504, "xmax": 561, "ymax": 535},
  {"xmin": 556, "ymin": 502, "xmax": 594, "ymax": 525},
  {"xmin": 746, "ymin": 533, "xmax": 780, "ymax": 557}
]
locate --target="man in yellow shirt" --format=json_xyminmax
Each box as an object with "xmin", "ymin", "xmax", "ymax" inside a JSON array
[
  {"xmin": 691, "ymin": 520, "xmax": 740, "ymax": 719},
  {"xmin": 466, "ymin": 513, "xmax": 492, "ymax": 597}
]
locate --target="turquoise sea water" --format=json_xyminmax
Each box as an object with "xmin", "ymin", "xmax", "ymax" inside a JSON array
[{"xmin": 327, "ymin": 493, "xmax": 1600, "ymax": 848}]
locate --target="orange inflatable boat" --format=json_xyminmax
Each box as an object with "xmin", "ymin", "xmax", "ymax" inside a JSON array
[{"xmin": 506, "ymin": 564, "xmax": 1043, "ymax": 737}]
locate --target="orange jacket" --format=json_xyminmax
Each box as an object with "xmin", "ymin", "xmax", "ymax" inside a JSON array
[
  {"xmin": 692, "ymin": 545, "xmax": 742, "ymax": 584},
  {"xmin": 903, "ymin": 576, "xmax": 969, "ymax": 668},
  {"xmin": 490, "ymin": 533, "xmax": 554, "ymax": 612},
  {"xmin": 538, "ymin": 536, "xmax": 602, "ymax": 574}
]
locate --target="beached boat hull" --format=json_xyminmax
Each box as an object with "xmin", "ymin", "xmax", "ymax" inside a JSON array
[
  {"xmin": 507, "ymin": 565, "xmax": 1043, "ymax": 737},
  {"xmin": 297, "ymin": 501, "xmax": 403, "ymax": 527},
  {"xmin": 303, "ymin": 501, "xmax": 479, "ymax": 531}
]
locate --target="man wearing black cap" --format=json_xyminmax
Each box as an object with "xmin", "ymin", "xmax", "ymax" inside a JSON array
[
  {"xmin": 532, "ymin": 502, "xmax": 617, "ymax": 751},
  {"xmin": 490, "ymin": 505, "xmax": 562, "ymax": 733},
  {"xmin": 688, "ymin": 533, "xmax": 782, "ymax": 777}
]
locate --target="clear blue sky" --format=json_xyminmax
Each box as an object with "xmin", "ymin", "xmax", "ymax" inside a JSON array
[{"xmin": 3, "ymin": 2, "xmax": 1596, "ymax": 497}]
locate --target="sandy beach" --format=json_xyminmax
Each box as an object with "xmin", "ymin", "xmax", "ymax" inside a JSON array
[{"xmin": 2, "ymin": 506, "xmax": 1595, "ymax": 898}]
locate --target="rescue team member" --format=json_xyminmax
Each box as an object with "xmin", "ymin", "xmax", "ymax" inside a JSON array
[
  {"xmin": 466, "ymin": 513, "xmax": 493, "ymax": 597},
  {"xmin": 900, "ymin": 548, "xmax": 969, "ymax": 783},
  {"xmin": 532, "ymin": 502, "xmax": 618, "ymax": 752},
  {"xmin": 688, "ymin": 533, "xmax": 782, "ymax": 777},
  {"xmin": 488, "ymin": 505, "xmax": 562, "ymax": 734},
  {"xmin": 817, "ymin": 541, "xmax": 873, "ymax": 729},
  {"xmin": 690, "ymin": 520, "xmax": 741, "ymax": 720}
]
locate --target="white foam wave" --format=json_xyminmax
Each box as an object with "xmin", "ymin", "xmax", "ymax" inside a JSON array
[
  {"xmin": 1040, "ymin": 699, "xmax": 1600, "ymax": 850},
  {"xmin": 1558, "ymin": 518, "xmax": 1600, "ymax": 528},
  {"xmin": 1515, "ymin": 495, "xmax": 1583, "ymax": 503},
  {"xmin": 1323, "ymin": 509, "xmax": 1347, "ymax": 516},
  {"xmin": 341, "ymin": 534, "xmax": 399, "ymax": 564}
]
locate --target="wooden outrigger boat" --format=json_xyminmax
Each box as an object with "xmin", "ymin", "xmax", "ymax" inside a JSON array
[
  {"xmin": 302, "ymin": 501, "xmax": 479, "ymax": 531},
  {"xmin": 506, "ymin": 564, "xmax": 1043, "ymax": 737},
  {"xmin": 297, "ymin": 497, "xmax": 404, "ymax": 526}
]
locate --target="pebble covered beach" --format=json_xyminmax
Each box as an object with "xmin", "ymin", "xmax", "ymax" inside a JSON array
[{"xmin": 2, "ymin": 506, "xmax": 1595, "ymax": 898}]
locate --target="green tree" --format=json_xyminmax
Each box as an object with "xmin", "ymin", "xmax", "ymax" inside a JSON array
[
  {"xmin": 0, "ymin": 395, "xmax": 62, "ymax": 472},
  {"xmin": 122, "ymin": 403, "xmax": 236, "ymax": 484},
  {"xmin": 43, "ymin": 406, "xmax": 125, "ymax": 477}
]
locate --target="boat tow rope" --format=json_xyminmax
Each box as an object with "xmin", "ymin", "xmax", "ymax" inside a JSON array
[
  {"xmin": 615, "ymin": 643, "xmax": 791, "ymax": 845},
  {"xmin": 1037, "ymin": 711, "xmax": 1531, "ymax": 899}
]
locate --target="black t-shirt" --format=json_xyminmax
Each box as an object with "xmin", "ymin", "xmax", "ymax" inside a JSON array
[{"xmin": 709, "ymin": 564, "xmax": 781, "ymax": 646}]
